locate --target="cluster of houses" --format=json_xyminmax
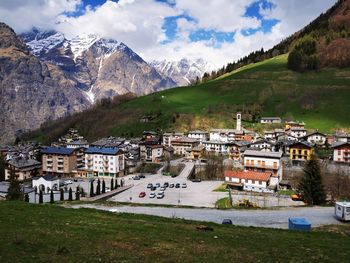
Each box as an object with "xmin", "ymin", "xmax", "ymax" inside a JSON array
[{"xmin": 1, "ymin": 114, "xmax": 350, "ymax": 194}]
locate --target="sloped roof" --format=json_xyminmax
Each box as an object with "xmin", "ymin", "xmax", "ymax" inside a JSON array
[
  {"xmin": 331, "ymin": 141, "xmax": 350, "ymax": 148},
  {"xmin": 225, "ymin": 170, "xmax": 272, "ymax": 182},
  {"xmin": 85, "ymin": 147, "xmax": 123, "ymax": 155},
  {"xmin": 41, "ymin": 147, "xmax": 75, "ymax": 155},
  {"xmin": 244, "ymin": 150, "xmax": 283, "ymax": 158}
]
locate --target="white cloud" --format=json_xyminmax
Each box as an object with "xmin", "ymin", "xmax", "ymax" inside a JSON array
[
  {"xmin": 0, "ymin": 0, "xmax": 338, "ymax": 69},
  {"xmin": 0, "ymin": 0, "xmax": 81, "ymax": 32}
]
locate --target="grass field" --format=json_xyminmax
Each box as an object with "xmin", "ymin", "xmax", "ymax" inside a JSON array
[
  {"xmin": 1, "ymin": 201, "xmax": 350, "ymax": 262},
  {"xmin": 27, "ymin": 54, "xmax": 350, "ymax": 143}
]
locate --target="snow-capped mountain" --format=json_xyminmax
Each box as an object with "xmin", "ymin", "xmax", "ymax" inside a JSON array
[
  {"xmin": 20, "ymin": 29, "xmax": 175, "ymax": 103},
  {"xmin": 150, "ymin": 58, "xmax": 215, "ymax": 86}
]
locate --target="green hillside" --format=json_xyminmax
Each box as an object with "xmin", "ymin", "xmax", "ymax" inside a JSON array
[
  {"xmin": 0, "ymin": 201, "xmax": 350, "ymax": 262},
  {"xmin": 25, "ymin": 54, "xmax": 350, "ymax": 144}
]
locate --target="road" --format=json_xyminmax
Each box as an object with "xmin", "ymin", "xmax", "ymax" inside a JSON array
[{"xmin": 70, "ymin": 204, "xmax": 341, "ymax": 229}]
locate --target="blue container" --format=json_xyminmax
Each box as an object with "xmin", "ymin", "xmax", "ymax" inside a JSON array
[{"xmin": 288, "ymin": 218, "xmax": 311, "ymax": 231}]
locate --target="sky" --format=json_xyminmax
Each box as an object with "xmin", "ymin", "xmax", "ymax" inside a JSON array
[{"xmin": 0, "ymin": 0, "xmax": 337, "ymax": 68}]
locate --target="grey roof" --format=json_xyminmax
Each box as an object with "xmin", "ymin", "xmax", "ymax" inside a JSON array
[
  {"xmin": 8, "ymin": 157, "xmax": 41, "ymax": 169},
  {"xmin": 33, "ymin": 174, "xmax": 59, "ymax": 181},
  {"xmin": 244, "ymin": 150, "xmax": 283, "ymax": 158},
  {"xmin": 41, "ymin": 147, "xmax": 76, "ymax": 155},
  {"xmin": 203, "ymin": 140, "xmax": 228, "ymax": 145},
  {"xmin": 331, "ymin": 141, "xmax": 350, "ymax": 148},
  {"xmin": 188, "ymin": 130, "xmax": 208, "ymax": 134},
  {"xmin": 290, "ymin": 141, "xmax": 314, "ymax": 148}
]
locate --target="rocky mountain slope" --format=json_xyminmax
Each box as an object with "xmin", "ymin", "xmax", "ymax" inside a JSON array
[
  {"xmin": 21, "ymin": 29, "xmax": 176, "ymax": 102},
  {"xmin": 0, "ymin": 23, "xmax": 90, "ymax": 144},
  {"xmin": 150, "ymin": 58, "xmax": 213, "ymax": 86}
]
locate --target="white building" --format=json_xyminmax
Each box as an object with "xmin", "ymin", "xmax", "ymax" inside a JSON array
[
  {"xmin": 203, "ymin": 141, "xmax": 228, "ymax": 155},
  {"xmin": 331, "ymin": 142, "xmax": 350, "ymax": 163},
  {"xmin": 260, "ymin": 117, "xmax": 281, "ymax": 124},
  {"xmin": 243, "ymin": 150, "xmax": 283, "ymax": 187},
  {"xmin": 162, "ymin": 132, "xmax": 184, "ymax": 147},
  {"xmin": 225, "ymin": 170, "xmax": 274, "ymax": 193},
  {"xmin": 187, "ymin": 130, "xmax": 209, "ymax": 143},
  {"xmin": 32, "ymin": 175, "xmax": 60, "ymax": 193},
  {"xmin": 248, "ymin": 140, "xmax": 276, "ymax": 152},
  {"xmin": 142, "ymin": 144, "xmax": 163, "ymax": 163},
  {"xmin": 288, "ymin": 127, "xmax": 307, "ymax": 138},
  {"xmin": 85, "ymin": 147, "xmax": 125, "ymax": 177},
  {"xmin": 302, "ymin": 131, "xmax": 327, "ymax": 146}
]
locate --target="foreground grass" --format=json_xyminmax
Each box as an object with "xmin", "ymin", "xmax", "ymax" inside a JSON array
[{"xmin": 1, "ymin": 202, "xmax": 349, "ymax": 263}]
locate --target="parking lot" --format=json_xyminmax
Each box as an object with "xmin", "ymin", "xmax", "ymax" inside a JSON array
[{"xmin": 109, "ymin": 161, "xmax": 227, "ymax": 207}]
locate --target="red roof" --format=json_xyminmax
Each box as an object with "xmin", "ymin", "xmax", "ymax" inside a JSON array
[{"xmin": 225, "ymin": 170, "xmax": 272, "ymax": 182}]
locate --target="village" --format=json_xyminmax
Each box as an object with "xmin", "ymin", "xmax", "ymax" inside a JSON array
[{"xmin": 0, "ymin": 113, "xmax": 349, "ymax": 210}]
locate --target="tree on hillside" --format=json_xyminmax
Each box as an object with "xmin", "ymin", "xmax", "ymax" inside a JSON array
[
  {"xmin": 297, "ymin": 155, "xmax": 326, "ymax": 205},
  {"xmin": 0, "ymin": 155, "xmax": 5, "ymax": 181},
  {"xmin": 6, "ymin": 166, "xmax": 22, "ymax": 201}
]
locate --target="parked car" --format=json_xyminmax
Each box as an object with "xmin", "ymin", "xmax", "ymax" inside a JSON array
[
  {"xmin": 73, "ymin": 179, "xmax": 78, "ymax": 182},
  {"xmin": 175, "ymin": 183, "xmax": 180, "ymax": 188},
  {"xmin": 157, "ymin": 192, "xmax": 165, "ymax": 199},
  {"xmin": 291, "ymin": 194, "xmax": 303, "ymax": 201},
  {"xmin": 147, "ymin": 183, "xmax": 153, "ymax": 189},
  {"xmin": 139, "ymin": 174, "xmax": 145, "ymax": 179},
  {"xmin": 155, "ymin": 183, "xmax": 161, "ymax": 188},
  {"xmin": 191, "ymin": 178, "xmax": 201, "ymax": 182},
  {"xmin": 171, "ymin": 174, "xmax": 177, "ymax": 178},
  {"xmin": 160, "ymin": 186, "xmax": 166, "ymax": 192},
  {"xmin": 139, "ymin": 192, "xmax": 146, "ymax": 198},
  {"xmin": 149, "ymin": 192, "xmax": 156, "ymax": 198},
  {"xmin": 151, "ymin": 186, "xmax": 156, "ymax": 191},
  {"xmin": 182, "ymin": 183, "xmax": 187, "ymax": 188},
  {"xmin": 64, "ymin": 180, "xmax": 73, "ymax": 185},
  {"xmin": 133, "ymin": 176, "xmax": 140, "ymax": 180},
  {"xmin": 222, "ymin": 219, "xmax": 233, "ymax": 225},
  {"xmin": 169, "ymin": 183, "xmax": 174, "ymax": 188},
  {"xmin": 163, "ymin": 182, "xmax": 169, "ymax": 188}
]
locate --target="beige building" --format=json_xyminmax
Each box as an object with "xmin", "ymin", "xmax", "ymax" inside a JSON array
[
  {"xmin": 170, "ymin": 138, "xmax": 200, "ymax": 156},
  {"xmin": 5, "ymin": 157, "xmax": 41, "ymax": 181},
  {"xmin": 41, "ymin": 147, "xmax": 83, "ymax": 177}
]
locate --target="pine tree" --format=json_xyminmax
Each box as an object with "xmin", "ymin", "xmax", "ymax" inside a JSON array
[
  {"xmin": 6, "ymin": 166, "xmax": 22, "ymax": 201},
  {"xmin": 102, "ymin": 180, "xmax": 106, "ymax": 194},
  {"xmin": 75, "ymin": 189, "xmax": 80, "ymax": 201},
  {"xmin": 50, "ymin": 189, "xmax": 54, "ymax": 204},
  {"xmin": 24, "ymin": 193, "xmax": 29, "ymax": 202},
  {"xmin": 68, "ymin": 188, "xmax": 73, "ymax": 201},
  {"xmin": 96, "ymin": 179, "xmax": 101, "ymax": 195},
  {"xmin": 60, "ymin": 188, "xmax": 64, "ymax": 201},
  {"xmin": 90, "ymin": 180, "xmax": 94, "ymax": 197},
  {"xmin": 110, "ymin": 178, "xmax": 114, "ymax": 191},
  {"xmin": 297, "ymin": 155, "xmax": 326, "ymax": 205},
  {"xmin": 39, "ymin": 190, "xmax": 43, "ymax": 204},
  {"xmin": 0, "ymin": 155, "xmax": 5, "ymax": 181}
]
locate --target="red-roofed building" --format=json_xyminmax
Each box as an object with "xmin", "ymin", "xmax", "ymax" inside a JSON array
[{"xmin": 225, "ymin": 170, "xmax": 274, "ymax": 193}]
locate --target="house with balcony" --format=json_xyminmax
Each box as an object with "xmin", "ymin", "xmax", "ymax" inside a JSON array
[
  {"xmin": 285, "ymin": 121, "xmax": 305, "ymax": 130},
  {"xmin": 289, "ymin": 141, "xmax": 314, "ymax": 161},
  {"xmin": 187, "ymin": 130, "xmax": 209, "ymax": 143},
  {"xmin": 5, "ymin": 157, "xmax": 41, "ymax": 181},
  {"xmin": 170, "ymin": 137, "xmax": 200, "ymax": 156},
  {"xmin": 84, "ymin": 147, "xmax": 125, "ymax": 177},
  {"xmin": 225, "ymin": 170, "xmax": 274, "ymax": 193},
  {"xmin": 331, "ymin": 142, "xmax": 350, "ymax": 163},
  {"xmin": 302, "ymin": 131, "xmax": 327, "ymax": 146},
  {"xmin": 243, "ymin": 150, "xmax": 283, "ymax": 188},
  {"xmin": 41, "ymin": 147, "xmax": 84, "ymax": 177},
  {"xmin": 288, "ymin": 127, "xmax": 307, "ymax": 139},
  {"xmin": 227, "ymin": 141, "xmax": 250, "ymax": 160},
  {"xmin": 162, "ymin": 132, "xmax": 184, "ymax": 147},
  {"xmin": 203, "ymin": 140, "xmax": 228, "ymax": 155}
]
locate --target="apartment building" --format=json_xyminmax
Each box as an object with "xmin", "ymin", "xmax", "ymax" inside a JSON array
[
  {"xmin": 243, "ymin": 150, "xmax": 283, "ymax": 187},
  {"xmin": 41, "ymin": 147, "xmax": 84, "ymax": 177},
  {"xmin": 85, "ymin": 147, "xmax": 125, "ymax": 177}
]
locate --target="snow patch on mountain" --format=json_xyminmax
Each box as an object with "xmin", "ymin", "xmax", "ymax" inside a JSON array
[
  {"xmin": 151, "ymin": 58, "xmax": 215, "ymax": 86},
  {"xmin": 25, "ymin": 31, "xmax": 66, "ymax": 56},
  {"xmin": 70, "ymin": 34, "xmax": 100, "ymax": 60}
]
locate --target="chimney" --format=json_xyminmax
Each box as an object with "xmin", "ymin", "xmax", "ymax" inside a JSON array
[{"xmin": 236, "ymin": 112, "xmax": 242, "ymax": 131}]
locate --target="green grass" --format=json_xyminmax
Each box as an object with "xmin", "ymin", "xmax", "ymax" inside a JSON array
[
  {"xmin": 215, "ymin": 197, "xmax": 233, "ymax": 209},
  {"xmin": 213, "ymin": 183, "xmax": 228, "ymax": 192},
  {"xmin": 26, "ymin": 54, "xmax": 350, "ymax": 144},
  {"xmin": 1, "ymin": 201, "xmax": 350, "ymax": 262},
  {"xmin": 278, "ymin": 189, "xmax": 297, "ymax": 196}
]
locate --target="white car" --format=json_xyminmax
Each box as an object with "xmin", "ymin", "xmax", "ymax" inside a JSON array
[
  {"xmin": 182, "ymin": 183, "xmax": 187, "ymax": 188},
  {"xmin": 64, "ymin": 180, "xmax": 73, "ymax": 185},
  {"xmin": 149, "ymin": 192, "xmax": 156, "ymax": 198},
  {"xmin": 160, "ymin": 186, "xmax": 166, "ymax": 191}
]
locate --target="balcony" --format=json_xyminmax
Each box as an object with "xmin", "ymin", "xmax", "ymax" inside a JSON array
[{"xmin": 244, "ymin": 163, "xmax": 279, "ymax": 170}]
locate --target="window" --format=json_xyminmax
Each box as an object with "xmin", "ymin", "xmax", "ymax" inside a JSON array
[{"xmin": 259, "ymin": 181, "xmax": 262, "ymax": 185}]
